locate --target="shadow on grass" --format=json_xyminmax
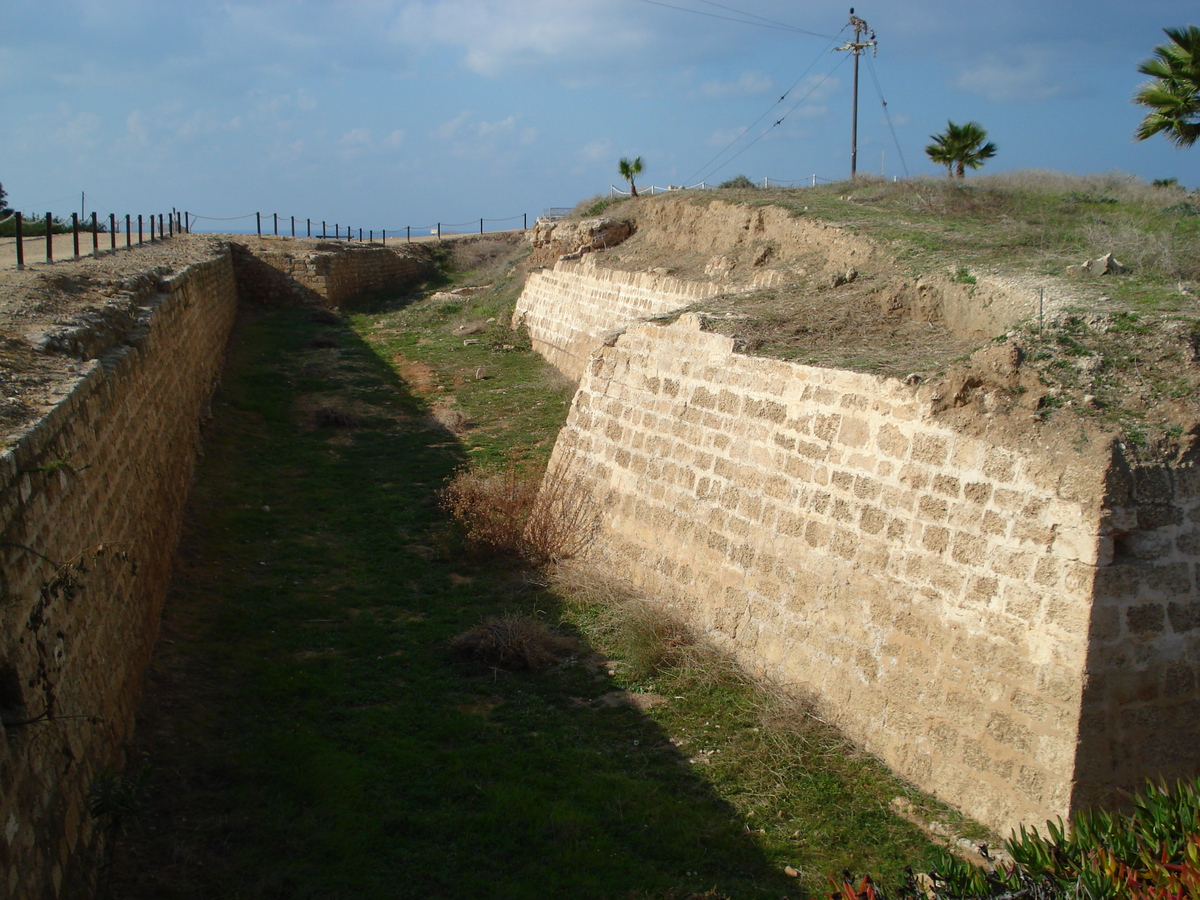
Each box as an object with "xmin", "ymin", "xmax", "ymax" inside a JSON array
[{"xmin": 109, "ymin": 303, "xmax": 796, "ymax": 899}]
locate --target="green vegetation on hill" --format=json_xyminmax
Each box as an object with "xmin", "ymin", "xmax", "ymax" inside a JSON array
[{"xmin": 714, "ymin": 171, "xmax": 1199, "ymax": 298}]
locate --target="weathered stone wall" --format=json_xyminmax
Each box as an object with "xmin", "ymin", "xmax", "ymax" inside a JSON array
[
  {"xmin": 515, "ymin": 255, "xmax": 748, "ymax": 381},
  {"xmin": 548, "ymin": 313, "xmax": 1200, "ymax": 836},
  {"xmin": 1073, "ymin": 459, "xmax": 1200, "ymax": 812},
  {"xmin": 0, "ymin": 253, "xmax": 239, "ymax": 899},
  {"xmin": 231, "ymin": 239, "xmax": 434, "ymax": 307}
]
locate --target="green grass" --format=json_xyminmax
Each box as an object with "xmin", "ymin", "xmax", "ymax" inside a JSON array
[
  {"xmin": 698, "ymin": 171, "xmax": 1200, "ymax": 306},
  {"xmin": 107, "ymin": 244, "xmax": 967, "ymax": 899}
]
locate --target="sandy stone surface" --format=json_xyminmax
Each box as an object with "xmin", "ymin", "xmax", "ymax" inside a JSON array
[{"xmin": 0, "ymin": 234, "xmax": 238, "ymax": 445}]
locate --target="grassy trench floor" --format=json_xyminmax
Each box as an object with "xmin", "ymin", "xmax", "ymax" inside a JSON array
[{"xmin": 107, "ymin": 267, "xmax": 963, "ymax": 899}]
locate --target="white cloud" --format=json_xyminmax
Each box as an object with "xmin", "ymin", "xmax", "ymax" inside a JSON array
[
  {"xmin": 390, "ymin": 0, "xmax": 653, "ymax": 78},
  {"xmin": 58, "ymin": 111, "xmax": 103, "ymax": 146},
  {"xmin": 126, "ymin": 109, "xmax": 149, "ymax": 144},
  {"xmin": 577, "ymin": 139, "xmax": 613, "ymax": 165},
  {"xmin": 955, "ymin": 49, "xmax": 1066, "ymax": 103},
  {"xmin": 700, "ymin": 71, "xmax": 774, "ymax": 99},
  {"xmin": 706, "ymin": 127, "xmax": 747, "ymax": 147},
  {"xmin": 433, "ymin": 110, "xmax": 531, "ymax": 159}
]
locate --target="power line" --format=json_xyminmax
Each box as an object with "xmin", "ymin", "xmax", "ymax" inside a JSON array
[
  {"xmin": 686, "ymin": 53, "xmax": 849, "ymax": 185},
  {"xmin": 864, "ymin": 53, "xmax": 909, "ymax": 178},
  {"xmin": 683, "ymin": 41, "xmax": 842, "ymax": 184},
  {"xmin": 632, "ymin": 0, "xmax": 838, "ymax": 39},
  {"xmin": 689, "ymin": 0, "xmax": 836, "ymax": 37}
]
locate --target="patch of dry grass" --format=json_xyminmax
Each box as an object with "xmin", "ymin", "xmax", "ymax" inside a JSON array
[
  {"xmin": 441, "ymin": 454, "xmax": 598, "ymax": 566},
  {"xmin": 449, "ymin": 613, "xmax": 576, "ymax": 671}
]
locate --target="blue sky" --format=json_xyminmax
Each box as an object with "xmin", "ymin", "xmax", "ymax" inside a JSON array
[{"xmin": 3, "ymin": 1, "xmax": 1198, "ymax": 234}]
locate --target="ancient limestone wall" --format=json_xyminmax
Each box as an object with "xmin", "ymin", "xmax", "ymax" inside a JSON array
[
  {"xmin": 0, "ymin": 253, "xmax": 239, "ymax": 899},
  {"xmin": 515, "ymin": 255, "xmax": 743, "ymax": 381},
  {"xmin": 548, "ymin": 313, "xmax": 1200, "ymax": 836},
  {"xmin": 231, "ymin": 239, "xmax": 434, "ymax": 307},
  {"xmin": 1074, "ymin": 460, "xmax": 1200, "ymax": 812}
]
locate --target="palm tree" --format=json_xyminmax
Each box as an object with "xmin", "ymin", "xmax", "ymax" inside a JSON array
[
  {"xmin": 1134, "ymin": 25, "xmax": 1200, "ymax": 149},
  {"xmin": 618, "ymin": 156, "xmax": 644, "ymax": 197},
  {"xmin": 924, "ymin": 121, "xmax": 997, "ymax": 179}
]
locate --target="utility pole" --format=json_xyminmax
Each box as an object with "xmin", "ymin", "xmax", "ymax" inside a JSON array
[{"xmin": 834, "ymin": 8, "xmax": 876, "ymax": 179}]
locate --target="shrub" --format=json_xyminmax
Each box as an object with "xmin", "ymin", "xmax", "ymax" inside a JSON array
[
  {"xmin": 719, "ymin": 174, "xmax": 758, "ymax": 190},
  {"xmin": 441, "ymin": 454, "xmax": 597, "ymax": 566},
  {"xmin": 571, "ymin": 195, "xmax": 625, "ymax": 218},
  {"xmin": 909, "ymin": 778, "xmax": 1200, "ymax": 899}
]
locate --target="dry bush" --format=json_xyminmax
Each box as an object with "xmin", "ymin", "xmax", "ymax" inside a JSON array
[
  {"xmin": 449, "ymin": 613, "xmax": 575, "ymax": 671},
  {"xmin": 442, "ymin": 463, "xmax": 539, "ymax": 559},
  {"xmin": 441, "ymin": 455, "xmax": 597, "ymax": 566},
  {"xmin": 521, "ymin": 455, "xmax": 599, "ymax": 566}
]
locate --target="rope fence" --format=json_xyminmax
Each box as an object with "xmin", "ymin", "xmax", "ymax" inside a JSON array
[
  {"xmin": 188, "ymin": 210, "xmax": 532, "ymax": 243},
  {"xmin": 0, "ymin": 206, "xmax": 535, "ymax": 270},
  {"xmin": 1, "ymin": 181, "xmax": 858, "ymax": 270},
  {"xmin": 1, "ymin": 209, "xmax": 186, "ymax": 271}
]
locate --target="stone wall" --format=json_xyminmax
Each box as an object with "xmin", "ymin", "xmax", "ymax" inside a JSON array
[
  {"xmin": 1074, "ymin": 459, "xmax": 1200, "ymax": 812},
  {"xmin": 0, "ymin": 253, "xmax": 239, "ymax": 898},
  {"xmin": 515, "ymin": 255, "xmax": 753, "ymax": 382},
  {"xmin": 547, "ymin": 313, "xmax": 1200, "ymax": 836},
  {"xmin": 231, "ymin": 239, "xmax": 434, "ymax": 307}
]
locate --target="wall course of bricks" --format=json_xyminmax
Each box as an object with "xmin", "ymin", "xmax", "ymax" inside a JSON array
[
  {"xmin": 0, "ymin": 251, "xmax": 239, "ymax": 898},
  {"xmin": 546, "ymin": 311, "xmax": 1200, "ymax": 837}
]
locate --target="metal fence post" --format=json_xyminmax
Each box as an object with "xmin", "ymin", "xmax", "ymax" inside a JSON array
[
  {"xmin": 437, "ymin": 223, "xmax": 441, "ymax": 238},
  {"xmin": 273, "ymin": 213, "xmax": 278, "ymax": 236},
  {"xmin": 406, "ymin": 226, "xmax": 410, "ymax": 243},
  {"xmin": 307, "ymin": 219, "xmax": 311, "ymax": 238},
  {"xmin": 110, "ymin": 214, "xmax": 117, "ymax": 250},
  {"xmin": 72, "ymin": 213, "xmax": 80, "ymax": 259},
  {"xmin": 46, "ymin": 212, "xmax": 53, "ymax": 262},
  {"xmin": 91, "ymin": 213, "xmax": 99, "ymax": 257},
  {"xmin": 382, "ymin": 230, "xmax": 386, "ymax": 246},
  {"xmin": 480, "ymin": 218, "xmax": 484, "ymax": 234},
  {"xmin": 14, "ymin": 213, "xmax": 23, "ymax": 270},
  {"xmin": 256, "ymin": 212, "xmax": 261, "ymax": 236},
  {"xmin": 138, "ymin": 214, "xmax": 143, "ymax": 245},
  {"xmin": 291, "ymin": 216, "xmax": 295, "ymax": 238}
]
